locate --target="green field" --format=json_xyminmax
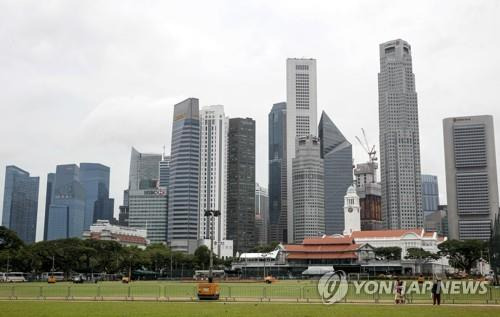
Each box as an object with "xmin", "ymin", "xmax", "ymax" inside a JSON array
[
  {"xmin": 0, "ymin": 280, "xmax": 499, "ymax": 304},
  {"xmin": 1, "ymin": 301, "xmax": 500, "ymax": 317}
]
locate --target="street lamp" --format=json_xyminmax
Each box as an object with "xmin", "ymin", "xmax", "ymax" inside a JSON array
[{"xmin": 204, "ymin": 209, "xmax": 220, "ymax": 283}]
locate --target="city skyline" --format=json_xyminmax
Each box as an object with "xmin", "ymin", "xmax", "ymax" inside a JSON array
[{"xmin": 1, "ymin": 1, "xmax": 500, "ymax": 241}]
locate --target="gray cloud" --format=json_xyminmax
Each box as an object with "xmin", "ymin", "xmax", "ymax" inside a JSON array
[{"xmin": 1, "ymin": 0, "xmax": 499, "ymax": 241}]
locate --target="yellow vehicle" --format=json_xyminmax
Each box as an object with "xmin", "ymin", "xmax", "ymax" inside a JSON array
[
  {"xmin": 197, "ymin": 282, "xmax": 220, "ymax": 300},
  {"xmin": 264, "ymin": 276, "xmax": 276, "ymax": 284},
  {"xmin": 47, "ymin": 275, "xmax": 57, "ymax": 284}
]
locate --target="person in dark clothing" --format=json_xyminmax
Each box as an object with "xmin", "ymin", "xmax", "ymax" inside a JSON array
[{"xmin": 431, "ymin": 278, "xmax": 442, "ymax": 305}]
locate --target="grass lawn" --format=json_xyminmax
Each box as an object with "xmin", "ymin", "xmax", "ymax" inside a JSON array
[{"xmin": 0, "ymin": 301, "xmax": 500, "ymax": 317}]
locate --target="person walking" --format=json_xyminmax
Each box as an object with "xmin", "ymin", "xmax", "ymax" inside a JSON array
[
  {"xmin": 431, "ymin": 278, "xmax": 442, "ymax": 305},
  {"xmin": 394, "ymin": 278, "xmax": 404, "ymax": 304}
]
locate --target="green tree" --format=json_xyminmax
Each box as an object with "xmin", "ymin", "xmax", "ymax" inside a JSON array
[
  {"xmin": 405, "ymin": 247, "xmax": 439, "ymax": 274},
  {"xmin": 489, "ymin": 216, "xmax": 500, "ymax": 284},
  {"xmin": 194, "ymin": 245, "xmax": 211, "ymax": 270},
  {"xmin": 144, "ymin": 243, "xmax": 171, "ymax": 272},
  {"xmin": 438, "ymin": 239, "xmax": 488, "ymax": 274},
  {"xmin": 374, "ymin": 247, "xmax": 402, "ymax": 260},
  {"xmin": 251, "ymin": 241, "xmax": 280, "ymax": 253}
]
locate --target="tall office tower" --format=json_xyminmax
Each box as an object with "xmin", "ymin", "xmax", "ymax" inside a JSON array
[
  {"xmin": 80, "ymin": 163, "xmax": 113, "ymax": 228},
  {"xmin": 159, "ymin": 155, "xmax": 171, "ymax": 189},
  {"xmin": 43, "ymin": 173, "xmax": 55, "ymax": 240},
  {"xmin": 268, "ymin": 102, "xmax": 287, "ymax": 243},
  {"xmin": 286, "ymin": 58, "xmax": 318, "ymax": 243},
  {"xmin": 199, "ymin": 105, "xmax": 228, "ymax": 253},
  {"xmin": 255, "ymin": 183, "xmax": 269, "ymax": 245},
  {"xmin": 354, "ymin": 162, "xmax": 382, "ymax": 230},
  {"xmin": 46, "ymin": 164, "xmax": 86, "ymax": 240},
  {"xmin": 443, "ymin": 115, "xmax": 499, "ymax": 240},
  {"xmin": 421, "ymin": 174, "xmax": 439, "ymax": 217},
  {"xmin": 292, "ymin": 135, "xmax": 324, "ymax": 243},
  {"xmin": 128, "ymin": 187, "xmax": 168, "ymax": 243},
  {"xmin": 129, "ymin": 147, "xmax": 162, "ymax": 191},
  {"xmin": 227, "ymin": 118, "xmax": 256, "ymax": 254},
  {"xmin": 168, "ymin": 98, "xmax": 200, "ymax": 252},
  {"xmin": 378, "ymin": 39, "xmax": 423, "ymax": 230},
  {"xmin": 2, "ymin": 166, "xmax": 39, "ymax": 243},
  {"xmin": 318, "ymin": 111, "xmax": 353, "ymax": 235}
]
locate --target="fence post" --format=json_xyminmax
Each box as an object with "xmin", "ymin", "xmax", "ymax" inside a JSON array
[
  {"xmin": 96, "ymin": 284, "xmax": 101, "ymax": 300},
  {"xmin": 39, "ymin": 286, "xmax": 43, "ymax": 299},
  {"xmin": 263, "ymin": 286, "xmax": 267, "ymax": 299},
  {"xmin": 158, "ymin": 285, "xmax": 161, "ymax": 300},
  {"xmin": 11, "ymin": 285, "xmax": 15, "ymax": 299},
  {"xmin": 228, "ymin": 286, "xmax": 232, "ymax": 299},
  {"xmin": 127, "ymin": 285, "xmax": 131, "ymax": 299},
  {"xmin": 67, "ymin": 286, "xmax": 71, "ymax": 300}
]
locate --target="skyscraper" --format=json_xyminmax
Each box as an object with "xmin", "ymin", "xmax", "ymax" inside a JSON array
[
  {"xmin": 43, "ymin": 173, "xmax": 55, "ymax": 240},
  {"xmin": 227, "ymin": 117, "xmax": 256, "ymax": 254},
  {"xmin": 159, "ymin": 155, "xmax": 171, "ymax": 189},
  {"xmin": 2, "ymin": 166, "xmax": 39, "ymax": 244},
  {"xmin": 378, "ymin": 39, "xmax": 423, "ymax": 230},
  {"xmin": 421, "ymin": 174, "xmax": 439, "ymax": 217},
  {"xmin": 80, "ymin": 163, "xmax": 113, "ymax": 229},
  {"xmin": 286, "ymin": 58, "xmax": 318, "ymax": 243},
  {"xmin": 128, "ymin": 187, "xmax": 168, "ymax": 243},
  {"xmin": 318, "ymin": 111, "xmax": 353, "ymax": 235},
  {"xmin": 292, "ymin": 135, "xmax": 324, "ymax": 243},
  {"xmin": 255, "ymin": 183, "xmax": 269, "ymax": 246},
  {"xmin": 129, "ymin": 147, "xmax": 162, "ymax": 191},
  {"xmin": 168, "ymin": 98, "xmax": 200, "ymax": 252},
  {"xmin": 46, "ymin": 164, "xmax": 86, "ymax": 240},
  {"xmin": 443, "ymin": 115, "xmax": 499, "ymax": 240},
  {"xmin": 199, "ymin": 105, "xmax": 228, "ymax": 253},
  {"xmin": 268, "ymin": 102, "xmax": 287, "ymax": 243}
]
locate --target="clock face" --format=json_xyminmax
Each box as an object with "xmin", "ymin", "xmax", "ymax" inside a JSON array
[{"xmin": 348, "ymin": 207, "xmax": 353, "ymax": 213}]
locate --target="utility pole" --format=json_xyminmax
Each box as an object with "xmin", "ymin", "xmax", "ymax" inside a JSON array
[{"xmin": 204, "ymin": 209, "xmax": 220, "ymax": 283}]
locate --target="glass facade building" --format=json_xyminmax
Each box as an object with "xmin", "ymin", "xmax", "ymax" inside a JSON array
[
  {"xmin": 319, "ymin": 111, "xmax": 353, "ymax": 235},
  {"xmin": 80, "ymin": 163, "xmax": 113, "ymax": 229},
  {"xmin": 421, "ymin": 174, "xmax": 439, "ymax": 217},
  {"xmin": 168, "ymin": 98, "xmax": 200, "ymax": 251},
  {"xmin": 268, "ymin": 102, "xmax": 287, "ymax": 243},
  {"xmin": 46, "ymin": 164, "xmax": 86, "ymax": 240},
  {"xmin": 2, "ymin": 166, "xmax": 39, "ymax": 244}
]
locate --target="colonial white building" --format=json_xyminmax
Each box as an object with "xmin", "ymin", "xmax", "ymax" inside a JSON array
[
  {"xmin": 199, "ymin": 105, "xmax": 228, "ymax": 250},
  {"xmin": 343, "ymin": 185, "xmax": 361, "ymax": 235},
  {"xmin": 82, "ymin": 220, "xmax": 149, "ymax": 249},
  {"xmin": 348, "ymin": 228, "xmax": 446, "ymax": 256}
]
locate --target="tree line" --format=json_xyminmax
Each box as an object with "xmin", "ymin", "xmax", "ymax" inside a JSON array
[{"xmin": 0, "ymin": 226, "xmax": 226, "ymax": 278}]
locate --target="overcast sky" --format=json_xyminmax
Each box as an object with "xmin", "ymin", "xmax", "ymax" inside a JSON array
[{"xmin": 1, "ymin": 0, "xmax": 500, "ymax": 241}]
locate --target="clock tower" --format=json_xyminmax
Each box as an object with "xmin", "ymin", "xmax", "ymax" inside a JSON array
[{"xmin": 343, "ymin": 185, "xmax": 360, "ymax": 235}]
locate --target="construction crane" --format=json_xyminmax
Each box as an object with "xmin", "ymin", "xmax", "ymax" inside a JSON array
[{"xmin": 355, "ymin": 128, "xmax": 377, "ymax": 163}]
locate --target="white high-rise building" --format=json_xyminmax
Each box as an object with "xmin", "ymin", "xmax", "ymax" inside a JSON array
[
  {"xmin": 199, "ymin": 105, "xmax": 228, "ymax": 248},
  {"xmin": 378, "ymin": 39, "xmax": 423, "ymax": 230},
  {"xmin": 292, "ymin": 135, "xmax": 324, "ymax": 243},
  {"xmin": 443, "ymin": 115, "xmax": 499, "ymax": 240},
  {"xmin": 343, "ymin": 186, "xmax": 361, "ymax": 235},
  {"xmin": 286, "ymin": 58, "xmax": 318, "ymax": 243}
]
